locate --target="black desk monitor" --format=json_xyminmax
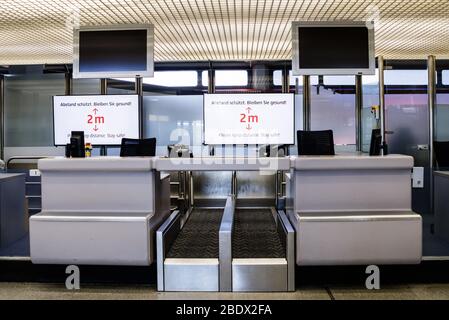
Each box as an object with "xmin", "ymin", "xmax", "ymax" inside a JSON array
[
  {"xmin": 369, "ymin": 129, "xmax": 383, "ymax": 156},
  {"xmin": 139, "ymin": 138, "xmax": 157, "ymax": 156},
  {"xmin": 120, "ymin": 138, "xmax": 156, "ymax": 157},
  {"xmin": 69, "ymin": 131, "xmax": 85, "ymax": 158},
  {"xmin": 120, "ymin": 138, "xmax": 140, "ymax": 157},
  {"xmin": 297, "ymin": 130, "xmax": 335, "ymax": 156}
]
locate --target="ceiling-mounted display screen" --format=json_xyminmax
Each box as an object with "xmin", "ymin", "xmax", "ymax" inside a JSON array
[
  {"xmin": 204, "ymin": 93, "xmax": 295, "ymax": 145},
  {"xmin": 53, "ymin": 95, "xmax": 139, "ymax": 146},
  {"xmin": 73, "ymin": 24, "xmax": 154, "ymax": 79},
  {"xmin": 292, "ymin": 21, "xmax": 375, "ymax": 76}
]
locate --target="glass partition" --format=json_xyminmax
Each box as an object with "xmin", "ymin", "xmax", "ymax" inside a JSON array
[
  {"xmin": 432, "ymin": 65, "xmax": 449, "ymax": 257},
  {"xmin": 435, "ymin": 93, "xmax": 449, "ymax": 142},
  {"xmin": 310, "ymin": 76, "xmax": 356, "ymax": 149},
  {"xmin": 362, "ymin": 70, "xmax": 380, "ymax": 152},
  {"xmin": 385, "ymin": 94, "xmax": 429, "ymax": 157},
  {"xmin": 143, "ymin": 95, "xmax": 203, "ymax": 156},
  {"xmin": 1, "ymin": 74, "xmax": 66, "ymax": 258},
  {"xmin": 384, "ymin": 69, "xmax": 430, "ymax": 217},
  {"xmin": 288, "ymin": 94, "xmax": 304, "ymax": 156},
  {"xmin": 3, "ymin": 74, "xmax": 66, "ymax": 161}
]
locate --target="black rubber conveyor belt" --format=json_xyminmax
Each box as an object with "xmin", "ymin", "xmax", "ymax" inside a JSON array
[
  {"xmin": 167, "ymin": 209, "xmax": 223, "ymax": 259},
  {"xmin": 232, "ymin": 209, "xmax": 285, "ymax": 259}
]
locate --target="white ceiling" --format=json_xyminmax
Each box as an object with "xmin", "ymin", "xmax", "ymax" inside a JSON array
[{"xmin": 1, "ymin": 0, "xmax": 449, "ymax": 65}]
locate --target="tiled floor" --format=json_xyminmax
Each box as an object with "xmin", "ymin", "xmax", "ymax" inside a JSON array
[{"xmin": 1, "ymin": 282, "xmax": 449, "ymax": 300}]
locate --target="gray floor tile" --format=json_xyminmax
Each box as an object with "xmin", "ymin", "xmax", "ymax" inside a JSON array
[
  {"xmin": 4, "ymin": 282, "xmax": 449, "ymax": 300},
  {"xmin": 328, "ymin": 285, "xmax": 419, "ymax": 300},
  {"xmin": 408, "ymin": 283, "xmax": 449, "ymax": 300},
  {"xmin": 0, "ymin": 282, "xmax": 330, "ymax": 300}
]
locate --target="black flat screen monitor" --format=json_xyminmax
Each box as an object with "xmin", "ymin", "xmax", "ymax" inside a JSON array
[
  {"xmin": 369, "ymin": 129, "xmax": 382, "ymax": 156},
  {"xmin": 297, "ymin": 130, "xmax": 335, "ymax": 156},
  {"xmin": 74, "ymin": 25, "xmax": 154, "ymax": 79},
  {"xmin": 292, "ymin": 22, "xmax": 375, "ymax": 75},
  {"xmin": 120, "ymin": 138, "xmax": 156, "ymax": 157}
]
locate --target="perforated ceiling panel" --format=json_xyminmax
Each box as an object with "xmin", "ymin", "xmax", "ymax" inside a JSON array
[{"xmin": 1, "ymin": 0, "xmax": 448, "ymax": 65}]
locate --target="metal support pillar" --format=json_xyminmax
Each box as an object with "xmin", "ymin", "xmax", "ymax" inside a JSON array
[
  {"xmin": 100, "ymin": 79, "xmax": 107, "ymax": 156},
  {"xmin": 378, "ymin": 56, "xmax": 386, "ymax": 154},
  {"xmin": 355, "ymin": 75, "xmax": 363, "ymax": 151},
  {"xmin": 428, "ymin": 55, "xmax": 436, "ymax": 216},
  {"xmin": 303, "ymin": 75, "xmax": 311, "ymax": 131},
  {"xmin": 135, "ymin": 76, "xmax": 143, "ymax": 139}
]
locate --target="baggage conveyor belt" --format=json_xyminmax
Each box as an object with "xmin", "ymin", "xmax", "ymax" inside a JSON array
[
  {"xmin": 167, "ymin": 209, "xmax": 223, "ymax": 259},
  {"xmin": 232, "ymin": 209, "xmax": 285, "ymax": 259},
  {"xmin": 157, "ymin": 197, "xmax": 295, "ymax": 292}
]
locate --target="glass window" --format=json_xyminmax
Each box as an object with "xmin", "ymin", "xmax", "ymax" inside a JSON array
[
  {"xmin": 362, "ymin": 69, "xmax": 379, "ymax": 86},
  {"xmin": 273, "ymin": 70, "xmax": 318, "ymax": 86},
  {"xmin": 273, "ymin": 70, "xmax": 283, "ymax": 86},
  {"xmin": 202, "ymin": 70, "xmax": 248, "ymax": 87},
  {"xmin": 145, "ymin": 71, "xmax": 197, "ymax": 87},
  {"xmin": 115, "ymin": 71, "xmax": 198, "ymax": 87},
  {"xmin": 323, "ymin": 76, "xmax": 355, "ymax": 86},
  {"xmin": 384, "ymin": 70, "xmax": 428, "ymax": 86},
  {"xmin": 443, "ymin": 70, "xmax": 449, "ymax": 85}
]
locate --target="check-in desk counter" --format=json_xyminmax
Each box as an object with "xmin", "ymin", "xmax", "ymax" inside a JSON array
[
  {"xmin": 286, "ymin": 154, "xmax": 422, "ymax": 266},
  {"xmin": 30, "ymin": 157, "xmax": 170, "ymax": 265},
  {"xmin": 434, "ymin": 171, "xmax": 449, "ymax": 242}
]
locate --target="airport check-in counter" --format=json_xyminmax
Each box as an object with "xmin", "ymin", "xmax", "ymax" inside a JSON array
[
  {"xmin": 29, "ymin": 154, "xmax": 423, "ymax": 291},
  {"xmin": 30, "ymin": 157, "xmax": 171, "ymax": 265},
  {"xmin": 286, "ymin": 154, "xmax": 422, "ymax": 265}
]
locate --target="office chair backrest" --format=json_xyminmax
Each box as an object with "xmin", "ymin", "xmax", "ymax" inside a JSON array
[
  {"xmin": 434, "ymin": 141, "xmax": 449, "ymax": 169},
  {"xmin": 297, "ymin": 130, "xmax": 335, "ymax": 156},
  {"xmin": 120, "ymin": 138, "xmax": 156, "ymax": 157}
]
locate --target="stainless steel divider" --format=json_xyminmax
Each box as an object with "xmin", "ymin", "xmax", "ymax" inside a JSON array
[
  {"xmin": 277, "ymin": 210, "xmax": 295, "ymax": 292},
  {"xmin": 219, "ymin": 195, "xmax": 235, "ymax": 292},
  {"xmin": 156, "ymin": 210, "xmax": 182, "ymax": 291}
]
